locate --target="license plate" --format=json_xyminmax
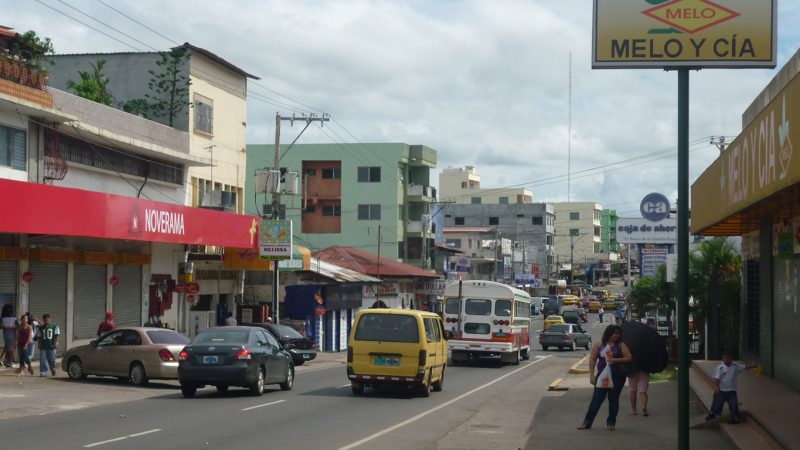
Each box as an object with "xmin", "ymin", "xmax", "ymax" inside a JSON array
[
  {"xmin": 303, "ymin": 354, "xmax": 310, "ymax": 359},
  {"xmin": 373, "ymin": 356, "xmax": 400, "ymax": 366},
  {"xmin": 203, "ymin": 355, "xmax": 218, "ymax": 364}
]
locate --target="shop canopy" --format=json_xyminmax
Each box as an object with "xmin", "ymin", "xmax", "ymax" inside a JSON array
[{"xmin": 313, "ymin": 246, "xmax": 440, "ymax": 279}]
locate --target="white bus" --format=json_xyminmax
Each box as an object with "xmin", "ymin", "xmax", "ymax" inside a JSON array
[{"xmin": 442, "ymin": 280, "xmax": 531, "ymax": 365}]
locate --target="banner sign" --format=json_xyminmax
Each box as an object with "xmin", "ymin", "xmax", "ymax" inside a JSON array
[
  {"xmin": 259, "ymin": 219, "xmax": 292, "ymax": 261},
  {"xmin": 617, "ymin": 218, "xmax": 678, "ymax": 244},
  {"xmin": 593, "ymin": 0, "xmax": 777, "ymax": 69},
  {"xmin": 0, "ymin": 178, "xmax": 259, "ymax": 248}
]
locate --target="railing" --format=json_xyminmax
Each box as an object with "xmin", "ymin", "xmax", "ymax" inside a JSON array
[
  {"xmin": 407, "ymin": 184, "xmax": 436, "ymax": 198},
  {"xmin": 0, "ymin": 55, "xmax": 48, "ymax": 90}
]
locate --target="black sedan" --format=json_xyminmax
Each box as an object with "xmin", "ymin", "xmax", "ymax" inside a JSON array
[
  {"xmin": 178, "ymin": 326, "xmax": 294, "ymax": 397},
  {"xmin": 245, "ymin": 322, "xmax": 317, "ymax": 365}
]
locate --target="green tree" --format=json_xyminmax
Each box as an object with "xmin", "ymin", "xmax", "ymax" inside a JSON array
[
  {"xmin": 122, "ymin": 48, "xmax": 191, "ymax": 127},
  {"xmin": 10, "ymin": 30, "xmax": 55, "ymax": 74},
  {"xmin": 688, "ymin": 237, "xmax": 741, "ymax": 357},
  {"xmin": 627, "ymin": 264, "xmax": 674, "ymax": 326},
  {"xmin": 67, "ymin": 59, "xmax": 113, "ymax": 106}
]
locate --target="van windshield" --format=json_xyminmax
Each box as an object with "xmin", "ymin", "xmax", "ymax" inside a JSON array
[{"xmin": 354, "ymin": 314, "xmax": 420, "ymax": 343}]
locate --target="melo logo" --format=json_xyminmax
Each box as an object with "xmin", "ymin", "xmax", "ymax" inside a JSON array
[{"xmin": 640, "ymin": 193, "xmax": 670, "ymax": 222}]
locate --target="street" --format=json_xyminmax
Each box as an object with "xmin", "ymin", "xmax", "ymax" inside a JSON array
[{"xmin": 0, "ymin": 314, "xmax": 600, "ymax": 450}]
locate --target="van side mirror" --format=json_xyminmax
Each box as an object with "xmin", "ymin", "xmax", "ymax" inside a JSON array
[{"xmin": 443, "ymin": 330, "xmax": 452, "ymax": 340}]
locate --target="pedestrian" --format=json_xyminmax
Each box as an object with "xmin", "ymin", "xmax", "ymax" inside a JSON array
[
  {"xmin": 1, "ymin": 304, "xmax": 17, "ymax": 367},
  {"xmin": 16, "ymin": 314, "xmax": 33, "ymax": 376},
  {"xmin": 224, "ymin": 312, "xmax": 237, "ymax": 326},
  {"xmin": 24, "ymin": 312, "xmax": 40, "ymax": 361},
  {"xmin": 578, "ymin": 324, "xmax": 634, "ymax": 431},
  {"xmin": 628, "ymin": 370, "xmax": 650, "ymax": 416},
  {"xmin": 616, "ymin": 306, "xmax": 625, "ymax": 325},
  {"xmin": 598, "ymin": 306, "xmax": 605, "ymax": 323},
  {"xmin": 97, "ymin": 311, "xmax": 116, "ymax": 337},
  {"xmin": 38, "ymin": 313, "xmax": 60, "ymax": 377},
  {"xmin": 705, "ymin": 351, "xmax": 757, "ymax": 424}
]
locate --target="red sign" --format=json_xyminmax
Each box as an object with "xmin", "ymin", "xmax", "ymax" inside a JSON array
[
  {"xmin": 0, "ymin": 178, "xmax": 259, "ymax": 248},
  {"xmin": 21, "ymin": 271, "xmax": 33, "ymax": 283},
  {"xmin": 315, "ymin": 305, "xmax": 327, "ymax": 316},
  {"xmin": 109, "ymin": 276, "xmax": 120, "ymax": 287},
  {"xmin": 174, "ymin": 284, "xmax": 186, "ymax": 294},
  {"xmin": 186, "ymin": 294, "xmax": 196, "ymax": 304},
  {"xmin": 185, "ymin": 282, "xmax": 200, "ymax": 294}
]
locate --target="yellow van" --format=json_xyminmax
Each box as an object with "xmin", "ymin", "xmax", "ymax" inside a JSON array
[{"xmin": 347, "ymin": 309, "xmax": 447, "ymax": 397}]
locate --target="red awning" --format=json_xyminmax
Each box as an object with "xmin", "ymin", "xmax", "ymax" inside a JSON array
[
  {"xmin": 0, "ymin": 178, "xmax": 259, "ymax": 248},
  {"xmin": 313, "ymin": 246, "xmax": 440, "ymax": 279}
]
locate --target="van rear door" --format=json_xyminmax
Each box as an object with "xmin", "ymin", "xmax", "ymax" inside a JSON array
[{"xmin": 351, "ymin": 313, "xmax": 421, "ymax": 377}]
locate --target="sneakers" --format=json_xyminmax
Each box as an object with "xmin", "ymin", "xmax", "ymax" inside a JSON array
[
  {"xmin": 705, "ymin": 414, "xmax": 716, "ymax": 421},
  {"xmin": 727, "ymin": 418, "xmax": 740, "ymax": 424},
  {"xmin": 51, "ymin": 370, "xmax": 56, "ymax": 376},
  {"xmin": 39, "ymin": 373, "xmax": 47, "ymax": 377},
  {"xmin": 577, "ymin": 423, "xmax": 591, "ymax": 430}
]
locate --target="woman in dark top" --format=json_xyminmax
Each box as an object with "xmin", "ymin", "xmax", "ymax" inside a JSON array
[
  {"xmin": 578, "ymin": 324, "xmax": 633, "ymax": 430},
  {"xmin": 16, "ymin": 314, "xmax": 33, "ymax": 376}
]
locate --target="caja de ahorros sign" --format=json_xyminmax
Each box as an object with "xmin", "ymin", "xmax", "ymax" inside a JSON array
[{"xmin": 617, "ymin": 193, "xmax": 677, "ymax": 244}]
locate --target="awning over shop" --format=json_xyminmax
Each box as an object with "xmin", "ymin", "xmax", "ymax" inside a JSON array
[
  {"xmin": 0, "ymin": 178, "xmax": 259, "ymax": 248},
  {"xmin": 308, "ymin": 258, "xmax": 382, "ymax": 283}
]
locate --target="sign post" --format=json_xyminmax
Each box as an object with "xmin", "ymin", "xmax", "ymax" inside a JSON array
[
  {"xmin": 592, "ymin": 2, "xmax": 776, "ymax": 448},
  {"xmin": 259, "ymin": 219, "xmax": 293, "ymax": 325}
]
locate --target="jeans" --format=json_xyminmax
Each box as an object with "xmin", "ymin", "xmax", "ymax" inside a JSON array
[
  {"xmin": 27, "ymin": 342, "xmax": 35, "ymax": 360},
  {"xmin": 17, "ymin": 344, "xmax": 30, "ymax": 367},
  {"xmin": 40, "ymin": 349, "xmax": 56, "ymax": 375},
  {"xmin": 582, "ymin": 373, "xmax": 626, "ymax": 427},
  {"xmin": 710, "ymin": 390, "xmax": 739, "ymax": 419}
]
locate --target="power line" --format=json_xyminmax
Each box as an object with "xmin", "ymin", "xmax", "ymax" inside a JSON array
[
  {"xmin": 34, "ymin": 0, "xmax": 145, "ymax": 51},
  {"xmin": 95, "ymin": 0, "xmax": 179, "ymax": 46},
  {"xmin": 54, "ymin": 0, "xmax": 161, "ymax": 52}
]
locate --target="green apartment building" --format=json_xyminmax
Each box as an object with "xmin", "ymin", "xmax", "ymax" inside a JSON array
[
  {"xmin": 600, "ymin": 209, "xmax": 620, "ymax": 253},
  {"xmin": 246, "ymin": 143, "xmax": 437, "ymax": 264}
]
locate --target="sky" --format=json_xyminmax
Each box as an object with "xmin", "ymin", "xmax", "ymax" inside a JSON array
[{"xmin": 7, "ymin": 0, "xmax": 800, "ymax": 217}]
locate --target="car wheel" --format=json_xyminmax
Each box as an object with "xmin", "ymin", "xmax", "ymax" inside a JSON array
[
  {"xmin": 416, "ymin": 370, "xmax": 432, "ymax": 397},
  {"xmin": 129, "ymin": 363, "xmax": 149, "ymax": 386},
  {"xmin": 215, "ymin": 385, "xmax": 229, "ymax": 394},
  {"xmin": 521, "ymin": 348, "xmax": 530, "ymax": 360},
  {"xmin": 351, "ymin": 382, "xmax": 364, "ymax": 395},
  {"xmin": 181, "ymin": 383, "xmax": 197, "ymax": 398},
  {"xmin": 294, "ymin": 359, "xmax": 305, "ymax": 366},
  {"xmin": 250, "ymin": 368, "xmax": 266, "ymax": 396},
  {"xmin": 511, "ymin": 349, "xmax": 520, "ymax": 365},
  {"xmin": 280, "ymin": 365, "xmax": 294, "ymax": 391},
  {"xmin": 67, "ymin": 357, "xmax": 87, "ymax": 380},
  {"xmin": 585, "ymin": 340, "xmax": 591, "ymax": 350},
  {"xmin": 570, "ymin": 341, "xmax": 576, "ymax": 351},
  {"xmin": 432, "ymin": 366, "xmax": 445, "ymax": 392},
  {"xmin": 541, "ymin": 346, "xmax": 548, "ymax": 351}
]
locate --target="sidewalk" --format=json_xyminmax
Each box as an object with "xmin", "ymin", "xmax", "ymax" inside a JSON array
[
  {"xmin": 691, "ymin": 360, "xmax": 798, "ymax": 450},
  {"xmin": 525, "ymin": 367, "xmax": 736, "ymax": 449},
  {"xmin": 0, "ymin": 351, "xmax": 347, "ymax": 420}
]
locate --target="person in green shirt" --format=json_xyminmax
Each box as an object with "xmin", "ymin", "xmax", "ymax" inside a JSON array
[{"xmin": 38, "ymin": 313, "xmax": 60, "ymax": 377}]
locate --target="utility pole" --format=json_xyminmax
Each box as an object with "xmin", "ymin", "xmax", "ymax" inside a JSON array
[
  {"xmin": 569, "ymin": 233, "xmax": 575, "ymax": 285},
  {"xmin": 493, "ymin": 227, "xmax": 500, "ymax": 282},
  {"xmin": 270, "ymin": 113, "xmax": 329, "ymax": 324},
  {"xmin": 205, "ymin": 145, "xmax": 216, "ymax": 193},
  {"xmin": 710, "ymin": 136, "xmax": 727, "ymax": 153}
]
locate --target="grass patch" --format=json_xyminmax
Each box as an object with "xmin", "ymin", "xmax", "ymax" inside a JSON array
[{"xmin": 649, "ymin": 364, "xmax": 677, "ymax": 382}]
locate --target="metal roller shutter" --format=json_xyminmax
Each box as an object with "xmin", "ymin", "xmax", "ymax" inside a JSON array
[
  {"xmin": 73, "ymin": 265, "xmax": 107, "ymax": 340},
  {"xmin": 0, "ymin": 261, "xmax": 17, "ymax": 308},
  {"xmin": 113, "ymin": 265, "xmax": 142, "ymax": 327},
  {"xmin": 28, "ymin": 262, "xmax": 67, "ymax": 351}
]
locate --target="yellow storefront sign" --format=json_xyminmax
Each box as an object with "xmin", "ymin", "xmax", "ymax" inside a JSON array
[
  {"xmin": 593, "ymin": 0, "xmax": 776, "ymax": 68},
  {"xmin": 692, "ymin": 72, "xmax": 800, "ymax": 234}
]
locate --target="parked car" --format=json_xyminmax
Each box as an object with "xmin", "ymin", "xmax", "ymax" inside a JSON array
[
  {"xmin": 245, "ymin": 322, "xmax": 317, "ymax": 365},
  {"xmin": 588, "ymin": 300, "xmax": 602, "ymax": 313},
  {"xmin": 63, "ymin": 327, "xmax": 190, "ymax": 385},
  {"xmin": 542, "ymin": 299, "xmax": 562, "ymax": 317},
  {"xmin": 539, "ymin": 323, "xmax": 592, "ymax": 351},
  {"xmin": 543, "ymin": 315, "xmax": 565, "ymax": 331},
  {"xmin": 602, "ymin": 299, "xmax": 618, "ymax": 310},
  {"xmin": 178, "ymin": 326, "xmax": 294, "ymax": 397}
]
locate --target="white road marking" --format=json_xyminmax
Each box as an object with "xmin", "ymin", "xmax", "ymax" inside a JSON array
[
  {"xmin": 338, "ymin": 355, "xmax": 553, "ymax": 450},
  {"xmin": 241, "ymin": 399, "xmax": 286, "ymax": 411},
  {"xmin": 339, "ymin": 384, "xmax": 352, "ymax": 388},
  {"xmin": 83, "ymin": 429, "xmax": 162, "ymax": 448}
]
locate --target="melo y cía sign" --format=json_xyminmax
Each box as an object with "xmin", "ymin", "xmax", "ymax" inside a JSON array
[{"xmin": 593, "ymin": 0, "xmax": 776, "ymax": 69}]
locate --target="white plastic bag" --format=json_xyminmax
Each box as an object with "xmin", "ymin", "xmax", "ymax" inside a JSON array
[{"xmin": 596, "ymin": 363, "xmax": 612, "ymax": 389}]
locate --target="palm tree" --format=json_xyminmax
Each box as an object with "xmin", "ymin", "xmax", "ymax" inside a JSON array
[
  {"xmin": 627, "ymin": 264, "xmax": 674, "ymax": 327},
  {"xmin": 688, "ymin": 237, "xmax": 741, "ymax": 358}
]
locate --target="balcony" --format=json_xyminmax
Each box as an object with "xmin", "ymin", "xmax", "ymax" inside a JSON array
[
  {"xmin": 406, "ymin": 220, "xmax": 434, "ymax": 237},
  {"xmin": 407, "ymin": 184, "xmax": 436, "ymax": 201},
  {"xmin": 0, "ymin": 57, "xmax": 52, "ymax": 108}
]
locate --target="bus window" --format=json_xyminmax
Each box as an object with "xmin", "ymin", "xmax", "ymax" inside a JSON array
[
  {"xmin": 495, "ymin": 299, "xmax": 512, "ymax": 317},
  {"xmin": 464, "ymin": 323, "xmax": 490, "ymax": 334},
  {"xmin": 465, "ymin": 298, "xmax": 492, "ymax": 315},
  {"xmin": 445, "ymin": 298, "xmax": 461, "ymax": 314}
]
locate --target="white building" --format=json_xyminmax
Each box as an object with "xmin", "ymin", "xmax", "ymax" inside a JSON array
[
  {"xmin": 552, "ymin": 202, "xmax": 603, "ymax": 272},
  {"xmin": 439, "ymin": 165, "xmax": 533, "ymax": 205}
]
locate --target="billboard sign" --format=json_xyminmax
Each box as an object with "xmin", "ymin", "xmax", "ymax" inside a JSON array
[
  {"xmin": 259, "ymin": 219, "xmax": 292, "ymax": 260},
  {"xmin": 617, "ymin": 218, "xmax": 678, "ymax": 244},
  {"xmin": 593, "ymin": 0, "xmax": 777, "ymax": 69}
]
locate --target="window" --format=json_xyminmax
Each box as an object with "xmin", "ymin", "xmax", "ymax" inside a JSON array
[
  {"xmin": 322, "ymin": 205, "xmax": 341, "ymax": 216},
  {"xmin": 354, "ymin": 314, "xmax": 420, "ymax": 343},
  {"xmin": 357, "ymin": 166, "xmax": 381, "ymax": 182},
  {"xmin": 594, "ymin": 243, "xmax": 601, "ymax": 253},
  {"xmin": 357, "ymin": 204, "xmax": 381, "ymax": 220},
  {"xmin": 570, "ymin": 212, "xmax": 580, "ymax": 220},
  {"xmin": 532, "ymin": 216, "xmax": 543, "ymax": 225},
  {"xmin": 304, "ymin": 168, "xmax": 316, "ymax": 176},
  {"xmin": 193, "ymin": 95, "xmax": 213, "ymax": 134},
  {"xmin": 305, "ymin": 205, "xmax": 316, "ymax": 213},
  {"xmin": 322, "ymin": 168, "xmax": 341, "ymax": 179},
  {"xmin": 489, "ymin": 217, "xmax": 499, "ymax": 225},
  {"xmin": 465, "ymin": 298, "xmax": 492, "ymax": 315},
  {"xmin": 594, "ymin": 226, "xmax": 601, "ymax": 237},
  {"xmin": 445, "ymin": 298, "xmax": 461, "ymax": 314},
  {"xmin": 570, "ymin": 228, "xmax": 580, "ymax": 236},
  {"xmin": 424, "ymin": 318, "xmax": 435, "ymax": 342},
  {"xmin": 471, "ymin": 197, "xmax": 482, "ymax": 204},
  {"xmin": 546, "ymin": 234, "xmax": 553, "ymax": 245},
  {"xmin": 0, "ymin": 125, "xmax": 27, "ymax": 170},
  {"xmin": 499, "ymin": 196, "xmax": 509, "ymax": 204},
  {"xmin": 455, "ymin": 217, "xmax": 465, "ymax": 225},
  {"xmin": 495, "ymin": 300, "xmax": 512, "ymax": 317},
  {"xmin": 446, "ymin": 238, "xmax": 462, "ymax": 248}
]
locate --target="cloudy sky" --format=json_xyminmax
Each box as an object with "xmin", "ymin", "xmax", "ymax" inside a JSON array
[{"xmin": 8, "ymin": 1, "xmax": 800, "ymax": 216}]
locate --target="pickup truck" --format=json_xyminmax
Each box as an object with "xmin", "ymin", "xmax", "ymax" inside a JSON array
[{"xmin": 538, "ymin": 323, "xmax": 592, "ymax": 351}]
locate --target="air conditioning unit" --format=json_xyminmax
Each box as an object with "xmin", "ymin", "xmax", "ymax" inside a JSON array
[{"xmin": 255, "ymin": 169, "xmax": 281, "ymax": 194}]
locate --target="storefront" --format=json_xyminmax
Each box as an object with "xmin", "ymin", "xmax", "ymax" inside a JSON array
[
  {"xmin": 692, "ymin": 50, "xmax": 800, "ymax": 393},
  {"xmin": 0, "ymin": 178, "xmax": 258, "ymax": 350}
]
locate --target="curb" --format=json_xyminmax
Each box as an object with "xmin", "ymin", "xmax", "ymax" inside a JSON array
[
  {"xmin": 548, "ymin": 377, "xmax": 568, "ymax": 391},
  {"xmin": 569, "ymin": 355, "xmax": 589, "ymax": 374}
]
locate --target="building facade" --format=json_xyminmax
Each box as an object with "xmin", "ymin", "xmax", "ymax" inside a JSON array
[
  {"xmin": 600, "ymin": 209, "xmax": 620, "ymax": 253},
  {"xmin": 245, "ymin": 143, "xmax": 437, "ymax": 265},
  {"xmin": 552, "ymin": 202, "xmax": 603, "ymax": 272},
  {"xmin": 439, "ymin": 165, "xmax": 533, "ymax": 205}
]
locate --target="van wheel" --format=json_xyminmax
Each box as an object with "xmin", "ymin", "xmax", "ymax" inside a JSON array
[
  {"xmin": 351, "ymin": 382, "xmax": 364, "ymax": 395},
  {"xmin": 432, "ymin": 366, "xmax": 445, "ymax": 392},
  {"xmin": 511, "ymin": 349, "xmax": 520, "ymax": 365},
  {"xmin": 417, "ymin": 371, "xmax": 432, "ymax": 397},
  {"xmin": 521, "ymin": 348, "xmax": 530, "ymax": 360},
  {"xmin": 542, "ymin": 346, "xmax": 548, "ymax": 351},
  {"xmin": 585, "ymin": 340, "xmax": 591, "ymax": 350}
]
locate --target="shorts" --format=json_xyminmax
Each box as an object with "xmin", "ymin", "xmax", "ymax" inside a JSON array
[
  {"xmin": 3, "ymin": 330, "xmax": 15, "ymax": 346},
  {"xmin": 628, "ymin": 372, "xmax": 650, "ymax": 393}
]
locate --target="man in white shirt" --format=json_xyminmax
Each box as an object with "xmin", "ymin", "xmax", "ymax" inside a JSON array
[
  {"xmin": 705, "ymin": 351, "xmax": 757, "ymax": 424},
  {"xmin": 224, "ymin": 312, "xmax": 237, "ymax": 326}
]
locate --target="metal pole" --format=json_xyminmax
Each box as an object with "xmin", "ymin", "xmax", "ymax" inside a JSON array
[
  {"xmin": 677, "ymin": 68, "xmax": 690, "ymax": 450},
  {"xmin": 271, "ymin": 113, "xmax": 281, "ymax": 325}
]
